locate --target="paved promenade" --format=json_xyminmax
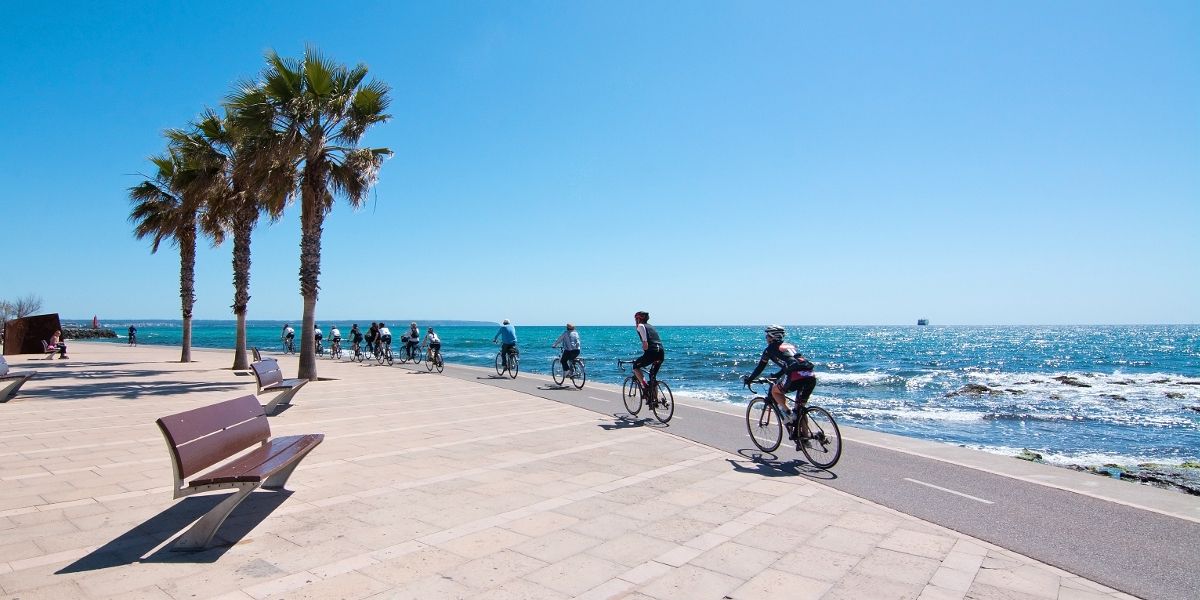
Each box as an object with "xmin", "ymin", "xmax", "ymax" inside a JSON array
[{"xmin": 1, "ymin": 344, "xmax": 1137, "ymax": 599}]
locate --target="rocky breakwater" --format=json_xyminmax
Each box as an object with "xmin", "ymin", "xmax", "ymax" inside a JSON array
[
  {"xmin": 63, "ymin": 327, "xmax": 117, "ymax": 339},
  {"xmin": 1016, "ymin": 450, "xmax": 1200, "ymax": 496}
]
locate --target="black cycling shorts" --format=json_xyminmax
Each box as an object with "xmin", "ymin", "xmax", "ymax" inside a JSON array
[{"xmin": 632, "ymin": 345, "xmax": 664, "ymax": 370}]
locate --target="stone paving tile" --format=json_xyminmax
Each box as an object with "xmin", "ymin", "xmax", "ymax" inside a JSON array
[{"xmin": 0, "ymin": 346, "xmax": 1136, "ymax": 600}]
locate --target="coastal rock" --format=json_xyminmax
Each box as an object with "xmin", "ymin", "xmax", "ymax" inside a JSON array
[
  {"xmin": 1004, "ymin": 389, "xmax": 1026, "ymax": 395},
  {"xmin": 1185, "ymin": 406, "xmax": 1200, "ymax": 413},
  {"xmin": 945, "ymin": 384, "xmax": 1001, "ymax": 397},
  {"xmin": 1015, "ymin": 449, "xmax": 1043, "ymax": 462},
  {"xmin": 1070, "ymin": 462, "xmax": 1200, "ymax": 496},
  {"xmin": 63, "ymin": 327, "xmax": 117, "ymax": 340},
  {"xmin": 1053, "ymin": 375, "xmax": 1091, "ymax": 388},
  {"xmin": 1164, "ymin": 392, "xmax": 1183, "ymax": 399},
  {"xmin": 1101, "ymin": 394, "xmax": 1127, "ymax": 402}
]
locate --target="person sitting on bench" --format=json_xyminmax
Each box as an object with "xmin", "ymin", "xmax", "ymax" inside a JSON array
[{"xmin": 49, "ymin": 330, "xmax": 68, "ymax": 359}]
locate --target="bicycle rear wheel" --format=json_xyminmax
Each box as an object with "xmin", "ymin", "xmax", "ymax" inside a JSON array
[
  {"xmin": 551, "ymin": 359, "xmax": 565, "ymax": 385},
  {"xmin": 426, "ymin": 351, "xmax": 435, "ymax": 371},
  {"xmin": 571, "ymin": 361, "xmax": 586, "ymax": 389},
  {"xmin": 622, "ymin": 376, "xmax": 642, "ymax": 416},
  {"xmin": 435, "ymin": 352, "xmax": 444, "ymax": 373},
  {"xmin": 651, "ymin": 381, "xmax": 674, "ymax": 423},
  {"xmin": 508, "ymin": 354, "xmax": 519, "ymax": 378},
  {"xmin": 746, "ymin": 397, "xmax": 783, "ymax": 452},
  {"xmin": 799, "ymin": 406, "xmax": 842, "ymax": 469},
  {"xmin": 411, "ymin": 347, "xmax": 423, "ymax": 364}
]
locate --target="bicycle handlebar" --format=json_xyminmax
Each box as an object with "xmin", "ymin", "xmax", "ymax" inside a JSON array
[{"xmin": 744, "ymin": 377, "xmax": 773, "ymax": 394}]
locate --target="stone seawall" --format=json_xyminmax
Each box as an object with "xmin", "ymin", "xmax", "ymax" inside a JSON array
[{"xmin": 63, "ymin": 327, "xmax": 117, "ymax": 339}]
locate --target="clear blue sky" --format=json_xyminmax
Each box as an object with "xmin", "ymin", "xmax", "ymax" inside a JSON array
[{"xmin": 1, "ymin": 1, "xmax": 1196, "ymax": 325}]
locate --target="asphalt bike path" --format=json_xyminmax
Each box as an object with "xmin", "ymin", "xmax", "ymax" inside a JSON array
[{"xmin": 384, "ymin": 359, "xmax": 1197, "ymax": 600}]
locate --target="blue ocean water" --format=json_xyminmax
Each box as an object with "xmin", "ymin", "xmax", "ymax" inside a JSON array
[{"xmin": 79, "ymin": 320, "xmax": 1200, "ymax": 466}]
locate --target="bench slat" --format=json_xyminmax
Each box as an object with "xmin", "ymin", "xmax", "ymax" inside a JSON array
[
  {"xmin": 188, "ymin": 434, "xmax": 324, "ymax": 486},
  {"xmin": 251, "ymin": 360, "xmax": 284, "ymax": 389},
  {"xmin": 156, "ymin": 395, "xmax": 271, "ymax": 479}
]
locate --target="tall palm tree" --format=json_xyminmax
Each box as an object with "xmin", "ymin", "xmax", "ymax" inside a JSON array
[
  {"xmin": 173, "ymin": 111, "xmax": 289, "ymax": 370},
  {"xmin": 129, "ymin": 150, "xmax": 202, "ymax": 363},
  {"xmin": 228, "ymin": 47, "xmax": 392, "ymax": 380}
]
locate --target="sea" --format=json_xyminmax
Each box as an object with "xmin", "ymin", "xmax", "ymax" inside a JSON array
[{"xmin": 74, "ymin": 320, "xmax": 1200, "ymax": 468}]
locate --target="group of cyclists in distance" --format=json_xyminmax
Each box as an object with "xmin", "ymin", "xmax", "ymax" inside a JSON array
[
  {"xmin": 276, "ymin": 311, "xmax": 836, "ymax": 465},
  {"xmin": 281, "ymin": 321, "xmax": 441, "ymax": 363}
]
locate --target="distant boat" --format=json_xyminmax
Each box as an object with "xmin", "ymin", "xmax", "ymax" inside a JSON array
[{"xmin": 917, "ymin": 319, "xmax": 929, "ymax": 326}]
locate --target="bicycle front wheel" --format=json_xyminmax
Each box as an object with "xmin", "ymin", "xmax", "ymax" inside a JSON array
[
  {"xmin": 571, "ymin": 361, "xmax": 586, "ymax": 389},
  {"xmin": 652, "ymin": 381, "xmax": 674, "ymax": 423},
  {"xmin": 495, "ymin": 352, "xmax": 505, "ymax": 376},
  {"xmin": 551, "ymin": 359, "xmax": 565, "ymax": 385},
  {"xmin": 508, "ymin": 354, "xmax": 519, "ymax": 378},
  {"xmin": 622, "ymin": 376, "xmax": 642, "ymax": 416},
  {"xmin": 799, "ymin": 406, "xmax": 842, "ymax": 469},
  {"xmin": 746, "ymin": 397, "xmax": 783, "ymax": 452}
]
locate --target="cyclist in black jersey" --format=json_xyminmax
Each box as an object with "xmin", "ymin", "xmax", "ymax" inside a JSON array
[
  {"xmin": 631, "ymin": 311, "xmax": 665, "ymax": 396},
  {"xmin": 742, "ymin": 325, "xmax": 816, "ymax": 423}
]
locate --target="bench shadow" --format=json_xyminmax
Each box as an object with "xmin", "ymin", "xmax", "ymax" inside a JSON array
[
  {"xmin": 55, "ymin": 491, "xmax": 292, "ymax": 572},
  {"xmin": 727, "ymin": 452, "xmax": 837, "ymax": 480}
]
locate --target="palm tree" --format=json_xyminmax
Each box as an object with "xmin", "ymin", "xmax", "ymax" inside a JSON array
[
  {"xmin": 228, "ymin": 47, "xmax": 392, "ymax": 380},
  {"xmin": 173, "ymin": 111, "xmax": 289, "ymax": 370},
  {"xmin": 129, "ymin": 150, "xmax": 202, "ymax": 363}
]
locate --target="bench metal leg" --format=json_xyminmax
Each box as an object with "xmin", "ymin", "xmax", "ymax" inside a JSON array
[
  {"xmin": 262, "ymin": 388, "xmax": 302, "ymax": 415},
  {"xmin": 0, "ymin": 376, "xmax": 32, "ymax": 403},
  {"xmin": 173, "ymin": 484, "xmax": 257, "ymax": 551},
  {"xmin": 262, "ymin": 443, "xmax": 321, "ymax": 490}
]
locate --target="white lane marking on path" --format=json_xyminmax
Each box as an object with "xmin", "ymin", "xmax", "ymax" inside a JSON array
[
  {"xmin": 588, "ymin": 396, "xmax": 611, "ymax": 402},
  {"xmin": 903, "ymin": 478, "xmax": 994, "ymax": 505}
]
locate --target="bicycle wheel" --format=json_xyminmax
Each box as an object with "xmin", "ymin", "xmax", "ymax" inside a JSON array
[
  {"xmin": 571, "ymin": 361, "xmax": 586, "ymax": 389},
  {"xmin": 508, "ymin": 354, "xmax": 519, "ymax": 378},
  {"xmin": 651, "ymin": 381, "xmax": 674, "ymax": 423},
  {"xmin": 411, "ymin": 347, "xmax": 422, "ymax": 363},
  {"xmin": 622, "ymin": 376, "xmax": 642, "ymax": 416},
  {"xmin": 385, "ymin": 348, "xmax": 394, "ymax": 366},
  {"xmin": 746, "ymin": 397, "xmax": 783, "ymax": 452},
  {"xmin": 551, "ymin": 359, "xmax": 565, "ymax": 385},
  {"xmin": 799, "ymin": 406, "xmax": 842, "ymax": 469},
  {"xmin": 495, "ymin": 352, "xmax": 505, "ymax": 376},
  {"xmin": 435, "ymin": 353, "xmax": 444, "ymax": 373},
  {"xmin": 425, "ymin": 351, "xmax": 435, "ymax": 371}
]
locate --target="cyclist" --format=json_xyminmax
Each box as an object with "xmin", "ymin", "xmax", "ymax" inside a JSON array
[
  {"xmin": 127, "ymin": 325, "xmax": 137, "ymax": 346},
  {"xmin": 492, "ymin": 319, "xmax": 518, "ymax": 366},
  {"xmin": 741, "ymin": 325, "xmax": 816, "ymax": 427},
  {"xmin": 330, "ymin": 325, "xmax": 342, "ymax": 355},
  {"xmin": 350, "ymin": 324, "xmax": 363, "ymax": 356},
  {"xmin": 282, "ymin": 324, "xmax": 295, "ymax": 351},
  {"xmin": 405, "ymin": 322, "xmax": 421, "ymax": 360},
  {"xmin": 378, "ymin": 323, "xmax": 393, "ymax": 356},
  {"xmin": 552, "ymin": 323, "xmax": 581, "ymax": 376},
  {"xmin": 365, "ymin": 323, "xmax": 378, "ymax": 354},
  {"xmin": 632, "ymin": 311, "xmax": 664, "ymax": 398},
  {"xmin": 423, "ymin": 327, "xmax": 441, "ymax": 361},
  {"xmin": 314, "ymin": 325, "xmax": 324, "ymax": 354}
]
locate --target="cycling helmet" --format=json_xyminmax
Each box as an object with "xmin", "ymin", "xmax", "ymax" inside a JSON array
[{"xmin": 765, "ymin": 325, "xmax": 786, "ymax": 342}]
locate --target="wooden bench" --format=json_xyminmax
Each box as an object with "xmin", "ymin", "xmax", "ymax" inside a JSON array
[
  {"xmin": 250, "ymin": 359, "xmax": 308, "ymax": 415},
  {"xmin": 0, "ymin": 355, "xmax": 35, "ymax": 403},
  {"xmin": 155, "ymin": 395, "xmax": 323, "ymax": 550},
  {"xmin": 40, "ymin": 340, "xmax": 62, "ymax": 359}
]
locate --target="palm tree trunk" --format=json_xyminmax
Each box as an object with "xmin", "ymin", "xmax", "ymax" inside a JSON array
[
  {"xmin": 230, "ymin": 205, "xmax": 254, "ymax": 370},
  {"xmin": 296, "ymin": 176, "xmax": 323, "ymax": 381},
  {"xmin": 179, "ymin": 216, "xmax": 197, "ymax": 363}
]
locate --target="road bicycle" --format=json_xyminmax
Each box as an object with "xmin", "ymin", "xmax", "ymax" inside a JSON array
[
  {"xmin": 744, "ymin": 377, "xmax": 842, "ymax": 469},
  {"xmin": 351, "ymin": 339, "xmax": 365, "ymax": 362},
  {"xmin": 399, "ymin": 341, "xmax": 422, "ymax": 364},
  {"xmin": 494, "ymin": 344, "xmax": 519, "ymax": 378},
  {"xmin": 330, "ymin": 338, "xmax": 342, "ymax": 360},
  {"xmin": 282, "ymin": 336, "xmax": 295, "ymax": 354},
  {"xmin": 315, "ymin": 338, "xmax": 325, "ymax": 358},
  {"xmin": 551, "ymin": 353, "xmax": 586, "ymax": 389},
  {"xmin": 376, "ymin": 339, "xmax": 393, "ymax": 366},
  {"xmin": 617, "ymin": 359, "xmax": 673, "ymax": 423},
  {"xmin": 425, "ymin": 345, "xmax": 444, "ymax": 373}
]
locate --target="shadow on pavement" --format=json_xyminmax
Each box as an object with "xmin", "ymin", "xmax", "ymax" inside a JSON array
[
  {"xmin": 55, "ymin": 491, "xmax": 292, "ymax": 572},
  {"xmin": 727, "ymin": 453, "xmax": 837, "ymax": 480}
]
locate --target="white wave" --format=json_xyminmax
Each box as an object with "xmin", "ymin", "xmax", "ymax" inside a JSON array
[
  {"xmin": 963, "ymin": 445, "xmax": 1188, "ymax": 467},
  {"xmin": 847, "ymin": 407, "xmax": 984, "ymax": 423},
  {"xmin": 819, "ymin": 371, "xmax": 894, "ymax": 386}
]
